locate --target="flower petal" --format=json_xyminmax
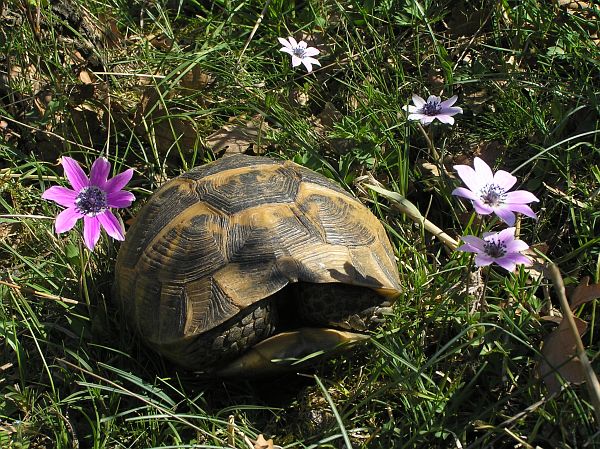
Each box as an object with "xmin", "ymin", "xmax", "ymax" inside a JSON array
[
  {"xmin": 460, "ymin": 235, "xmax": 486, "ymax": 251},
  {"xmin": 411, "ymin": 94, "xmax": 426, "ymax": 108},
  {"xmin": 434, "ymin": 114, "xmax": 455, "ymax": 125},
  {"xmin": 89, "ymin": 157, "xmax": 111, "ymax": 188},
  {"xmin": 505, "ymin": 190, "xmax": 539, "ymax": 204},
  {"xmin": 472, "ymin": 200, "xmax": 494, "ymax": 215},
  {"xmin": 452, "ymin": 186, "xmax": 478, "ymax": 201},
  {"xmin": 61, "ymin": 157, "xmax": 89, "ymax": 191},
  {"xmin": 288, "ymin": 36, "xmax": 298, "ymax": 47},
  {"xmin": 474, "ymin": 254, "xmax": 495, "ymax": 267},
  {"xmin": 278, "ymin": 37, "xmax": 292, "ymax": 48},
  {"xmin": 291, "ymin": 55, "xmax": 302, "ymax": 67},
  {"xmin": 505, "ymin": 238, "xmax": 529, "ymax": 253},
  {"xmin": 494, "ymin": 207, "xmax": 516, "ymax": 225},
  {"xmin": 426, "ymin": 95, "xmax": 440, "ymax": 104},
  {"xmin": 302, "ymin": 60, "xmax": 314, "ymax": 72},
  {"xmin": 457, "ymin": 243, "xmax": 477, "ymax": 253},
  {"xmin": 97, "ymin": 211, "xmax": 125, "ymax": 241},
  {"xmin": 280, "ymin": 46, "xmax": 294, "ymax": 55},
  {"xmin": 303, "ymin": 47, "xmax": 320, "ymax": 57},
  {"xmin": 55, "ymin": 208, "xmax": 83, "ymax": 233},
  {"xmin": 107, "ymin": 190, "xmax": 136, "ymax": 208},
  {"xmin": 440, "ymin": 95, "xmax": 458, "ymax": 108},
  {"xmin": 42, "ymin": 186, "xmax": 77, "ymax": 207},
  {"xmin": 302, "ymin": 57, "xmax": 321, "ymax": 71},
  {"xmin": 83, "ymin": 216, "xmax": 101, "ymax": 250},
  {"xmin": 507, "ymin": 203, "xmax": 538, "ymax": 219},
  {"xmin": 511, "ymin": 254, "xmax": 533, "ymax": 267},
  {"xmin": 420, "ymin": 116, "xmax": 436, "ymax": 125},
  {"xmin": 441, "ymin": 106, "xmax": 463, "ymax": 116},
  {"xmin": 493, "ymin": 170, "xmax": 517, "ymax": 191},
  {"xmin": 473, "ymin": 157, "xmax": 494, "ymax": 182},
  {"xmin": 497, "ymin": 227, "xmax": 517, "ymax": 240},
  {"xmin": 407, "ymin": 113, "xmax": 426, "ymax": 122},
  {"xmin": 453, "ymin": 164, "xmax": 481, "ymax": 192},
  {"xmin": 104, "ymin": 169, "xmax": 134, "ymax": 194},
  {"xmin": 495, "ymin": 257, "xmax": 517, "ymax": 272}
]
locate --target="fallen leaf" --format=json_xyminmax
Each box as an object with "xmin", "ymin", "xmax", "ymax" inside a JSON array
[
  {"xmin": 205, "ymin": 116, "xmax": 270, "ymax": 156},
  {"xmin": 539, "ymin": 316, "xmax": 591, "ymax": 394},
  {"xmin": 446, "ymin": 0, "xmax": 492, "ymax": 37},
  {"xmin": 79, "ymin": 70, "xmax": 94, "ymax": 85},
  {"xmin": 540, "ymin": 315, "xmax": 563, "ymax": 325},
  {"xmin": 318, "ymin": 102, "xmax": 342, "ymax": 128},
  {"xmin": 569, "ymin": 277, "xmax": 600, "ymax": 310},
  {"xmin": 521, "ymin": 243, "xmax": 549, "ymax": 282},
  {"xmin": 180, "ymin": 65, "xmax": 214, "ymax": 91},
  {"xmin": 133, "ymin": 87, "xmax": 202, "ymax": 159},
  {"xmin": 254, "ymin": 434, "xmax": 274, "ymax": 449},
  {"xmin": 149, "ymin": 33, "xmax": 174, "ymax": 50}
]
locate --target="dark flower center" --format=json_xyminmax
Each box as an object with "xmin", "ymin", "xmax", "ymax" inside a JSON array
[
  {"xmin": 421, "ymin": 100, "xmax": 442, "ymax": 116},
  {"xmin": 293, "ymin": 46, "xmax": 307, "ymax": 58},
  {"xmin": 75, "ymin": 186, "xmax": 107, "ymax": 216},
  {"xmin": 483, "ymin": 239, "xmax": 507, "ymax": 258},
  {"xmin": 479, "ymin": 184, "xmax": 506, "ymax": 207}
]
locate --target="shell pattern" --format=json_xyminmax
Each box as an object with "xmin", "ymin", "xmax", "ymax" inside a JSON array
[{"xmin": 114, "ymin": 155, "xmax": 401, "ymax": 369}]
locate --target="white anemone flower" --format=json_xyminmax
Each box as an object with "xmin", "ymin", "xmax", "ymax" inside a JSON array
[
  {"xmin": 278, "ymin": 36, "xmax": 321, "ymax": 73},
  {"xmin": 403, "ymin": 94, "xmax": 463, "ymax": 125}
]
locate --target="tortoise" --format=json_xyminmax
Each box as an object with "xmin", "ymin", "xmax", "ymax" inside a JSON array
[{"xmin": 113, "ymin": 154, "xmax": 401, "ymax": 376}]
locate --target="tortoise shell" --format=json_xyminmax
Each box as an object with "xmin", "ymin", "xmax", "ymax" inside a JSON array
[{"xmin": 114, "ymin": 154, "xmax": 401, "ymax": 371}]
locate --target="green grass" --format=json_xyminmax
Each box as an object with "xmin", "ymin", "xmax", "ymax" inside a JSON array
[{"xmin": 1, "ymin": 0, "xmax": 599, "ymax": 447}]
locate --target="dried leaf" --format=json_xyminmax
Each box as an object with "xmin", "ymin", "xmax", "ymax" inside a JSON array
[
  {"xmin": 318, "ymin": 102, "xmax": 343, "ymax": 128},
  {"xmin": 180, "ymin": 66, "xmax": 214, "ymax": 91},
  {"xmin": 254, "ymin": 434, "xmax": 274, "ymax": 449},
  {"xmin": 540, "ymin": 315, "xmax": 563, "ymax": 325},
  {"xmin": 253, "ymin": 434, "xmax": 282, "ymax": 449},
  {"xmin": 446, "ymin": 0, "xmax": 491, "ymax": 37},
  {"xmin": 539, "ymin": 316, "xmax": 589, "ymax": 394},
  {"xmin": 79, "ymin": 70, "xmax": 94, "ymax": 85},
  {"xmin": 133, "ymin": 87, "xmax": 202, "ymax": 158},
  {"xmin": 569, "ymin": 277, "xmax": 600, "ymax": 310},
  {"xmin": 521, "ymin": 243, "xmax": 549, "ymax": 282},
  {"xmin": 149, "ymin": 33, "xmax": 174, "ymax": 50},
  {"xmin": 205, "ymin": 116, "xmax": 269, "ymax": 156}
]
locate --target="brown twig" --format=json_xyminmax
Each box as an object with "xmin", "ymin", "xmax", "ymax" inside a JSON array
[
  {"xmin": 237, "ymin": 0, "xmax": 272, "ymax": 66},
  {"xmin": 0, "ymin": 280, "xmax": 79, "ymax": 305},
  {"xmin": 365, "ymin": 183, "xmax": 459, "ymax": 251},
  {"xmin": 0, "ymin": 115, "xmax": 96, "ymax": 152}
]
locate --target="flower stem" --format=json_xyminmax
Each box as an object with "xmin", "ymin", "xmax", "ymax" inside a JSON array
[
  {"xmin": 417, "ymin": 123, "xmax": 440, "ymax": 161},
  {"xmin": 80, "ymin": 240, "xmax": 92, "ymax": 315}
]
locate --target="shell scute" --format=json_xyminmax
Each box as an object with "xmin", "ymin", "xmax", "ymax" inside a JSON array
[
  {"xmin": 136, "ymin": 210, "xmax": 228, "ymax": 283},
  {"xmin": 195, "ymin": 165, "xmax": 301, "ymax": 215},
  {"xmin": 120, "ymin": 178, "xmax": 199, "ymax": 268}
]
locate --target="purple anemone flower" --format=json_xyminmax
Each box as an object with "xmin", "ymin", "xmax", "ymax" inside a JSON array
[
  {"xmin": 42, "ymin": 156, "xmax": 135, "ymax": 250},
  {"xmin": 452, "ymin": 157, "xmax": 539, "ymax": 226},
  {"xmin": 403, "ymin": 94, "xmax": 463, "ymax": 125},
  {"xmin": 278, "ymin": 36, "xmax": 321, "ymax": 73},
  {"xmin": 458, "ymin": 227, "xmax": 532, "ymax": 272}
]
